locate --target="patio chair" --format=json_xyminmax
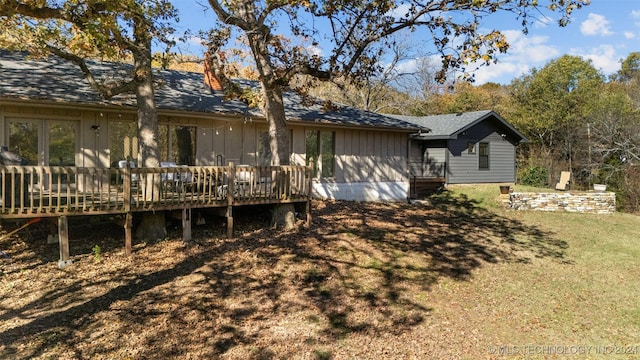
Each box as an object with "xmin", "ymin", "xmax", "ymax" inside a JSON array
[
  {"xmin": 555, "ymin": 171, "xmax": 571, "ymax": 190},
  {"xmin": 160, "ymin": 162, "xmax": 193, "ymax": 193}
]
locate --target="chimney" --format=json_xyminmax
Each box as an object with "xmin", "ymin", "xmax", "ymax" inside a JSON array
[{"xmin": 204, "ymin": 52, "xmax": 223, "ymax": 92}]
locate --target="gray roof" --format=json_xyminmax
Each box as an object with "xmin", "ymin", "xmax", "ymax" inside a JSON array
[
  {"xmin": 388, "ymin": 110, "xmax": 528, "ymax": 142},
  {"xmin": 0, "ymin": 50, "xmax": 423, "ymax": 132}
]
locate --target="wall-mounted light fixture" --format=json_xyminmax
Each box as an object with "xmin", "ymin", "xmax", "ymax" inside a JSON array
[
  {"xmin": 91, "ymin": 124, "xmax": 101, "ymax": 135},
  {"xmin": 501, "ymin": 133, "xmax": 507, "ymax": 140}
]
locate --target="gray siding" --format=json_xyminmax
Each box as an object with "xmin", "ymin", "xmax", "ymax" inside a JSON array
[
  {"xmin": 409, "ymin": 140, "xmax": 446, "ymax": 178},
  {"xmin": 446, "ymin": 122, "xmax": 516, "ymax": 184}
]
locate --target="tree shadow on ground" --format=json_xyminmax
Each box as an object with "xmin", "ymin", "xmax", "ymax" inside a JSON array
[{"xmin": 0, "ymin": 193, "xmax": 567, "ymax": 359}]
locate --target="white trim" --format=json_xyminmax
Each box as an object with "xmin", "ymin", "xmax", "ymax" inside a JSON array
[{"xmin": 312, "ymin": 181, "xmax": 408, "ymax": 202}]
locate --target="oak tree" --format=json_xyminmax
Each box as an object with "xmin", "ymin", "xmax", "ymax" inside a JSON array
[
  {"xmin": 204, "ymin": 0, "xmax": 589, "ymax": 228},
  {"xmin": 1, "ymin": 0, "xmax": 180, "ymax": 240},
  {"xmin": 510, "ymin": 55, "xmax": 605, "ymax": 185}
]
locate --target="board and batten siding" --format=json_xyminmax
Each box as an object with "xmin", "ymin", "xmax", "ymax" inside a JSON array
[
  {"xmin": 335, "ymin": 129, "xmax": 406, "ymax": 183},
  {"xmin": 2, "ymin": 102, "xmax": 412, "ymax": 201},
  {"xmin": 447, "ymin": 131, "xmax": 516, "ymax": 184},
  {"xmin": 291, "ymin": 126, "xmax": 410, "ymax": 201}
]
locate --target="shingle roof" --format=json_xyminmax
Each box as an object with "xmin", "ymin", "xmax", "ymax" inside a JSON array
[
  {"xmin": 388, "ymin": 110, "xmax": 528, "ymax": 142},
  {"xmin": 0, "ymin": 50, "xmax": 424, "ymax": 132}
]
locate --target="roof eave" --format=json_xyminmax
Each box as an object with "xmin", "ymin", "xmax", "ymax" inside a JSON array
[
  {"xmin": 451, "ymin": 110, "xmax": 528, "ymax": 143},
  {"xmin": 286, "ymin": 118, "xmax": 420, "ymax": 132}
]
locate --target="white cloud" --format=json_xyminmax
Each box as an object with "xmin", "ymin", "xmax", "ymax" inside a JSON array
[
  {"xmin": 532, "ymin": 16, "xmax": 554, "ymax": 29},
  {"xmin": 306, "ymin": 45, "xmax": 324, "ymax": 57},
  {"xmin": 395, "ymin": 58, "xmax": 421, "ymax": 74},
  {"xmin": 624, "ymin": 31, "xmax": 636, "ymax": 39},
  {"xmin": 572, "ymin": 44, "xmax": 620, "ymax": 74},
  {"xmin": 465, "ymin": 30, "xmax": 560, "ymax": 84},
  {"xmin": 502, "ymin": 30, "xmax": 560, "ymax": 63},
  {"xmin": 632, "ymin": 10, "xmax": 640, "ymax": 28},
  {"xmin": 387, "ymin": 3, "xmax": 412, "ymax": 19},
  {"xmin": 472, "ymin": 62, "xmax": 529, "ymax": 84},
  {"xmin": 580, "ymin": 13, "xmax": 613, "ymax": 36}
]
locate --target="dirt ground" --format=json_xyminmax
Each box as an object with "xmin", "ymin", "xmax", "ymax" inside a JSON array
[{"xmin": 0, "ymin": 196, "xmax": 567, "ymax": 359}]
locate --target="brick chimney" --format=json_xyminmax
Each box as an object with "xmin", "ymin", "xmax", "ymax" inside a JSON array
[{"xmin": 204, "ymin": 52, "xmax": 223, "ymax": 92}]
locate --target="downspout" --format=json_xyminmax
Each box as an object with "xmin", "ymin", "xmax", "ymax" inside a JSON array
[{"xmin": 407, "ymin": 135, "xmax": 412, "ymax": 202}]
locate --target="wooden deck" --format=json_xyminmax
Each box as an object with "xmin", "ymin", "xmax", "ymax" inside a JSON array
[
  {"xmin": 1, "ymin": 163, "xmax": 311, "ymax": 217},
  {"xmin": 0, "ymin": 163, "xmax": 312, "ymax": 267}
]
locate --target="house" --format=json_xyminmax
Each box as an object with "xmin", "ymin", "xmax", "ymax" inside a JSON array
[
  {"xmin": 1, "ymin": 49, "xmax": 431, "ymax": 267},
  {"xmin": 389, "ymin": 111, "xmax": 528, "ymax": 197},
  {"xmin": 0, "ymin": 50, "xmax": 425, "ymax": 204}
]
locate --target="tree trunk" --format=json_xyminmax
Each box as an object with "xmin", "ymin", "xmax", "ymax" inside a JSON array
[
  {"xmin": 135, "ymin": 212, "xmax": 167, "ymax": 241},
  {"xmin": 132, "ymin": 41, "xmax": 165, "ymax": 240},
  {"xmin": 245, "ymin": 23, "xmax": 298, "ymax": 230},
  {"xmin": 262, "ymin": 83, "xmax": 296, "ymax": 230}
]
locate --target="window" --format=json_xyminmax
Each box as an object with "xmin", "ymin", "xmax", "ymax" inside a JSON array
[
  {"xmin": 9, "ymin": 120, "xmax": 39, "ymax": 164},
  {"xmin": 258, "ymin": 131, "xmax": 272, "ymax": 166},
  {"xmin": 49, "ymin": 123, "xmax": 76, "ymax": 166},
  {"xmin": 305, "ymin": 130, "xmax": 335, "ymax": 178},
  {"xmin": 172, "ymin": 125, "xmax": 196, "ymax": 165},
  {"xmin": 467, "ymin": 142, "xmax": 475, "ymax": 154},
  {"xmin": 258, "ymin": 130, "xmax": 293, "ymax": 166},
  {"xmin": 479, "ymin": 142, "xmax": 489, "ymax": 170},
  {"xmin": 159, "ymin": 125, "xmax": 196, "ymax": 165},
  {"xmin": 109, "ymin": 121, "xmax": 138, "ymax": 166}
]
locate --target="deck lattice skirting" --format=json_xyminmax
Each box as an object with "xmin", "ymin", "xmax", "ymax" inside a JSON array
[{"xmin": 509, "ymin": 191, "xmax": 616, "ymax": 214}]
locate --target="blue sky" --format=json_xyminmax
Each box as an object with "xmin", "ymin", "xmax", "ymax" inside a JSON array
[
  {"xmin": 469, "ymin": 0, "xmax": 640, "ymax": 84},
  {"xmin": 174, "ymin": 1, "xmax": 639, "ymax": 85}
]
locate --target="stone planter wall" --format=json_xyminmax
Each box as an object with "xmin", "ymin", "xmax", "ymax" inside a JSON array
[{"xmin": 509, "ymin": 191, "xmax": 616, "ymax": 214}]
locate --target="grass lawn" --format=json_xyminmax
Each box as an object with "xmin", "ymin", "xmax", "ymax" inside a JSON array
[{"xmin": 1, "ymin": 184, "xmax": 639, "ymax": 359}]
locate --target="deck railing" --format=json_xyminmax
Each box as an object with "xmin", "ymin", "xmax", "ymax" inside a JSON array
[{"xmin": 0, "ymin": 163, "xmax": 312, "ymax": 218}]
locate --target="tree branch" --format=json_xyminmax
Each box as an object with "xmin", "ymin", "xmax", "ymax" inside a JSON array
[{"xmin": 46, "ymin": 45, "xmax": 136, "ymax": 98}]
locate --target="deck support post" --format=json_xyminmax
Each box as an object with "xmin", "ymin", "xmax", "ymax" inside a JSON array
[
  {"xmin": 57, "ymin": 216, "xmax": 72, "ymax": 269},
  {"xmin": 226, "ymin": 206, "xmax": 233, "ymax": 239},
  {"xmin": 226, "ymin": 162, "xmax": 235, "ymax": 239},
  {"xmin": 182, "ymin": 207, "xmax": 192, "ymax": 242},
  {"xmin": 124, "ymin": 213, "xmax": 133, "ymax": 256},
  {"xmin": 306, "ymin": 161, "xmax": 313, "ymax": 227}
]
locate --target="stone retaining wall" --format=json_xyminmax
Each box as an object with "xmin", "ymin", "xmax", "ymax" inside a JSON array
[{"xmin": 509, "ymin": 191, "xmax": 616, "ymax": 213}]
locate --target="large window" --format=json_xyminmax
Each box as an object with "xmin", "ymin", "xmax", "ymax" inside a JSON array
[
  {"xmin": 159, "ymin": 125, "xmax": 196, "ymax": 165},
  {"xmin": 258, "ymin": 130, "xmax": 293, "ymax": 166},
  {"xmin": 479, "ymin": 142, "xmax": 489, "ymax": 170},
  {"xmin": 305, "ymin": 130, "xmax": 335, "ymax": 178},
  {"xmin": 9, "ymin": 121, "xmax": 39, "ymax": 164},
  {"xmin": 8, "ymin": 120, "xmax": 76, "ymax": 167},
  {"xmin": 48, "ymin": 123, "xmax": 76, "ymax": 166},
  {"xmin": 110, "ymin": 122, "xmax": 196, "ymax": 166}
]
